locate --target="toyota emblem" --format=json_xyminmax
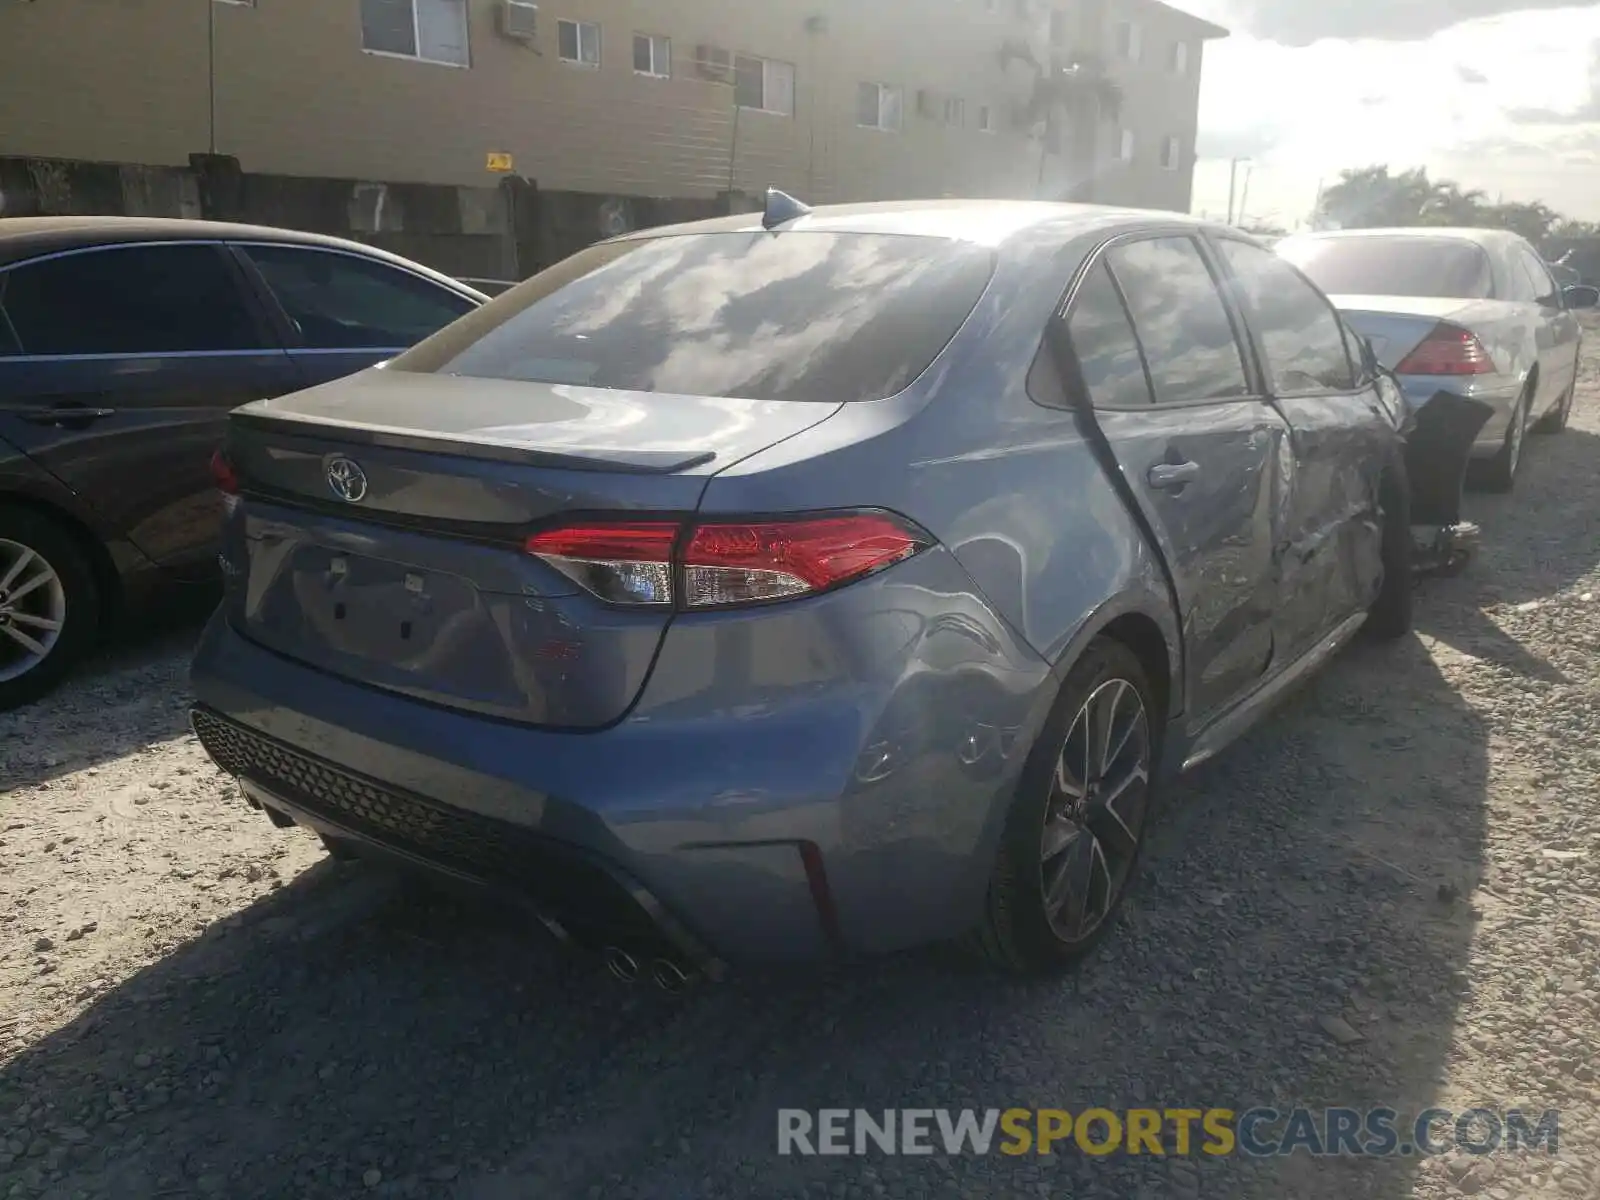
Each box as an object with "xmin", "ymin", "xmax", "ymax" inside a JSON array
[{"xmin": 325, "ymin": 456, "xmax": 369, "ymax": 504}]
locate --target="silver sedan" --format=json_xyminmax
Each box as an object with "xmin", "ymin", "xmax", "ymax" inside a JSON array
[{"xmin": 1278, "ymin": 227, "xmax": 1596, "ymax": 492}]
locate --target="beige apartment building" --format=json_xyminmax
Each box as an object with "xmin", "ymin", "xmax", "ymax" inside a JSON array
[{"xmin": 0, "ymin": 0, "xmax": 1224, "ymax": 215}]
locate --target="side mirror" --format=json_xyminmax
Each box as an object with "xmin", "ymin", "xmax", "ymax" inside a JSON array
[{"xmin": 1563, "ymin": 284, "xmax": 1599, "ymax": 310}]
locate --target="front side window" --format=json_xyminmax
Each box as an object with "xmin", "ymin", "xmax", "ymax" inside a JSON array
[
  {"xmin": 735, "ymin": 54, "xmax": 795, "ymax": 115},
  {"xmin": 1171, "ymin": 41, "xmax": 1190, "ymax": 74},
  {"xmin": 944, "ymin": 96, "xmax": 966, "ymax": 128},
  {"xmin": 858, "ymin": 82, "xmax": 903, "ymax": 131},
  {"xmin": 557, "ymin": 19, "xmax": 600, "ymax": 66},
  {"xmin": 388, "ymin": 232, "xmax": 996, "ymax": 404},
  {"xmin": 360, "ymin": 0, "xmax": 469, "ymax": 66},
  {"xmin": 1161, "ymin": 136, "xmax": 1181, "ymax": 170},
  {"xmin": 978, "ymin": 105, "xmax": 994, "ymax": 133},
  {"xmin": 241, "ymin": 245, "xmax": 475, "ymax": 350},
  {"xmin": 0, "ymin": 243, "xmax": 262, "ymax": 356},
  {"xmin": 1119, "ymin": 129, "xmax": 1136, "ymax": 162},
  {"xmin": 633, "ymin": 33, "xmax": 670, "ymax": 77},
  {"xmin": 1217, "ymin": 238, "xmax": 1355, "ymax": 393},
  {"xmin": 1106, "ymin": 237, "xmax": 1250, "ymax": 404},
  {"xmin": 1066, "ymin": 263, "xmax": 1154, "ymax": 408}
]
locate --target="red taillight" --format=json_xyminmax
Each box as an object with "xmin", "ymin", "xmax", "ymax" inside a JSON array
[
  {"xmin": 524, "ymin": 512, "xmax": 930, "ymax": 610},
  {"xmin": 1394, "ymin": 323, "xmax": 1496, "ymax": 376},
  {"xmin": 210, "ymin": 448, "xmax": 239, "ymax": 495},
  {"xmin": 523, "ymin": 522, "xmax": 679, "ymax": 606}
]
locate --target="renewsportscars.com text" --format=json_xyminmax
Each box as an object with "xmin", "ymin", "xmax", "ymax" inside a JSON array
[{"xmin": 777, "ymin": 1107, "xmax": 1560, "ymax": 1158}]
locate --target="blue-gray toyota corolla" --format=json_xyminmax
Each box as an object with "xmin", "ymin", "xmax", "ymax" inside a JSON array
[{"xmin": 190, "ymin": 196, "xmax": 1419, "ymax": 983}]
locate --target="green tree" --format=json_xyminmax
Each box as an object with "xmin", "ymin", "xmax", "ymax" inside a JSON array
[{"xmin": 1314, "ymin": 164, "xmax": 1577, "ymax": 248}]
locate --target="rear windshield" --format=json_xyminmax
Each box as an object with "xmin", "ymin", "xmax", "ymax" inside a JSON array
[
  {"xmin": 388, "ymin": 231, "xmax": 995, "ymax": 403},
  {"xmin": 1278, "ymin": 236, "xmax": 1494, "ymax": 300}
]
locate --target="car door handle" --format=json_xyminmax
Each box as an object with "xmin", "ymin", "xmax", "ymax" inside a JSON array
[
  {"xmin": 1147, "ymin": 460, "xmax": 1201, "ymax": 490},
  {"xmin": 11, "ymin": 404, "xmax": 117, "ymax": 426}
]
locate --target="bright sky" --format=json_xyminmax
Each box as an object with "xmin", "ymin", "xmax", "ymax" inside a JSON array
[{"xmin": 1181, "ymin": 1, "xmax": 1600, "ymax": 229}]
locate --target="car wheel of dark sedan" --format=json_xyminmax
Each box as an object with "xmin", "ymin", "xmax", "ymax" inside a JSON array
[
  {"xmin": 972, "ymin": 637, "xmax": 1159, "ymax": 975},
  {"xmin": 0, "ymin": 506, "xmax": 99, "ymax": 711}
]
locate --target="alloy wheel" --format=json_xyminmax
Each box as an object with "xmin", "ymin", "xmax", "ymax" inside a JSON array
[
  {"xmin": 0, "ymin": 538, "xmax": 68, "ymax": 684},
  {"xmin": 1507, "ymin": 395, "xmax": 1528, "ymax": 477},
  {"xmin": 1039, "ymin": 677, "xmax": 1152, "ymax": 943}
]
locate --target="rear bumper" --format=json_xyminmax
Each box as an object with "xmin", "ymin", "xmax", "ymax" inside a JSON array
[
  {"xmin": 188, "ymin": 550, "xmax": 1056, "ymax": 966},
  {"xmin": 1396, "ymin": 374, "xmax": 1522, "ymax": 457}
]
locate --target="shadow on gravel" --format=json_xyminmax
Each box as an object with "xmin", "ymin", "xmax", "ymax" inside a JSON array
[
  {"xmin": 1418, "ymin": 425, "xmax": 1600, "ymax": 683},
  {"xmin": 0, "ymin": 632, "xmax": 1488, "ymax": 1200},
  {"xmin": 0, "ymin": 587, "xmax": 215, "ymax": 793}
]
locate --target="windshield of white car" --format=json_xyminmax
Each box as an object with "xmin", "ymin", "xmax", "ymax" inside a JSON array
[{"xmin": 1278, "ymin": 236, "xmax": 1495, "ymax": 300}]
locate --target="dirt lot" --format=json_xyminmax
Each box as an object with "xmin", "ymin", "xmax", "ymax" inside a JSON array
[{"xmin": 4, "ymin": 349, "xmax": 1600, "ymax": 1200}]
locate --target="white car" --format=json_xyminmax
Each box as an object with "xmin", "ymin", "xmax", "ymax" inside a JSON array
[{"xmin": 1277, "ymin": 227, "xmax": 1597, "ymax": 492}]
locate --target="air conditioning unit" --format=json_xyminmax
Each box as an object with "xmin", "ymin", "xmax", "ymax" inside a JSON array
[
  {"xmin": 497, "ymin": 0, "xmax": 538, "ymax": 42},
  {"xmin": 697, "ymin": 44, "xmax": 733, "ymax": 82}
]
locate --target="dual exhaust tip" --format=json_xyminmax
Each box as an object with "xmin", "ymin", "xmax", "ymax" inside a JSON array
[{"xmin": 604, "ymin": 947, "xmax": 693, "ymax": 993}]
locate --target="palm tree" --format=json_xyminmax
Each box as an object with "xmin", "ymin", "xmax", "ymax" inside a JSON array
[
  {"xmin": 996, "ymin": 40, "xmax": 1122, "ymax": 200},
  {"xmin": 1039, "ymin": 52, "xmax": 1123, "ymax": 200}
]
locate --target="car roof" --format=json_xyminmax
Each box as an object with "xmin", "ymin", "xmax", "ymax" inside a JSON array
[
  {"xmin": 608, "ymin": 199, "xmax": 1230, "ymax": 249},
  {"xmin": 1286, "ymin": 227, "xmax": 1523, "ymax": 248},
  {"xmin": 0, "ymin": 216, "xmax": 481, "ymax": 290}
]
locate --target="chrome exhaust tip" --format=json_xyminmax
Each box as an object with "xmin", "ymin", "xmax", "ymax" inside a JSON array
[
  {"xmin": 604, "ymin": 947, "xmax": 640, "ymax": 983},
  {"xmin": 651, "ymin": 958, "xmax": 692, "ymax": 994}
]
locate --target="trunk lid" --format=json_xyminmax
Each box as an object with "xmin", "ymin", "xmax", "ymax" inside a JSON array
[
  {"xmin": 223, "ymin": 369, "xmax": 840, "ymax": 728},
  {"xmin": 1328, "ymin": 294, "xmax": 1505, "ymax": 371}
]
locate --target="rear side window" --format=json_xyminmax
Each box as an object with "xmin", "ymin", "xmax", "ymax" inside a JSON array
[
  {"xmin": 1513, "ymin": 247, "xmax": 1558, "ymax": 304},
  {"xmin": 1065, "ymin": 262, "xmax": 1153, "ymax": 407},
  {"xmin": 0, "ymin": 243, "xmax": 262, "ymax": 356},
  {"xmin": 1106, "ymin": 237, "xmax": 1250, "ymax": 404},
  {"xmin": 391, "ymin": 232, "xmax": 996, "ymax": 403},
  {"xmin": 1279, "ymin": 236, "xmax": 1494, "ymax": 300},
  {"xmin": 1217, "ymin": 238, "xmax": 1354, "ymax": 392},
  {"xmin": 241, "ymin": 245, "xmax": 476, "ymax": 350}
]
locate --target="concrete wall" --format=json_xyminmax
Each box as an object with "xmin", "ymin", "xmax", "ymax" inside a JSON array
[{"xmin": 0, "ymin": 0, "xmax": 1224, "ymax": 212}]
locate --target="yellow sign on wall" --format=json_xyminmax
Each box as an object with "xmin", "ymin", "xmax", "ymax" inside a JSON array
[{"xmin": 486, "ymin": 152, "xmax": 515, "ymax": 173}]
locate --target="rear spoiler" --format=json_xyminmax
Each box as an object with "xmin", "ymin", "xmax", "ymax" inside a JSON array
[{"xmin": 227, "ymin": 409, "xmax": 717, "ymax": 475}]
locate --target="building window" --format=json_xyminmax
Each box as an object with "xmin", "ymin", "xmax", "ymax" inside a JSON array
[
  {"xmin": 633, "ymin": 33, "xmax": 670, "ymax": 77},
  {"xmin": 944, "ymin": 96, "xmax": 966, "ymax": 127},
  {"xmin": 857, "ymin": 82, "xmax": 903, "ymax": 131},
  {"xmin": 978, "ymin": 105, "xmax": 994, "ymax": 133},
  {"xmin": 1170, "ymin": 41, "xmax": 1190, "ymax": 74},
  {"xmin": 360, "ymin": 0, "xmax": 469, "ymax": 67},
  {"xmin": 1161, "ymin": 135, "xmax": 1181, "ymax": 170},
  {"xmin": 735, "ymin": 55, "xmax": 795, "ymax": 115},
  {"xmin": 557, "ymin": 19, "xmax": 601, "ymax": 67},
  {"xmin": 1114, "ymin": 20, "xmax": 1142, "ymax": 62},
  {"xmin": 1119, "ymin": 128, "xmax": 1136, "ymax": 162}
]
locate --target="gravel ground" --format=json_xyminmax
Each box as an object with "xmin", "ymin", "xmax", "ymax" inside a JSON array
[{"xmin": 4, "ymin": 339, "xmax": 1600, "ymax": 1200}]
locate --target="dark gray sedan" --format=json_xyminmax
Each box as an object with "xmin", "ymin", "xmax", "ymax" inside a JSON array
[
  {"xmin": 0, "ymin": 217, "xmax": 486, "ymax": 708},
  {"xmin": 191, "ymin": 197, "xmax": 1418, "ymax": 980}
]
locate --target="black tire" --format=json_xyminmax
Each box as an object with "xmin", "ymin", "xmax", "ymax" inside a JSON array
[
  {"xmin": 1366, "ymin": 468, "xmax": 1414, "ymax": 641},
  {"xmin": 1471, "ymin": 387, "xmax": 1531, "ymax": 494},
  {"xmin": 0, "ymin": 505, "xmax": 101, "ymax": 711},
  {"xmin": 970, "ymin": 637, "xmax": 1161, "ymax": 976},
  {"xmin": 1534, "ymin": 381, "xmax": 1573, "ymax": 434}
]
